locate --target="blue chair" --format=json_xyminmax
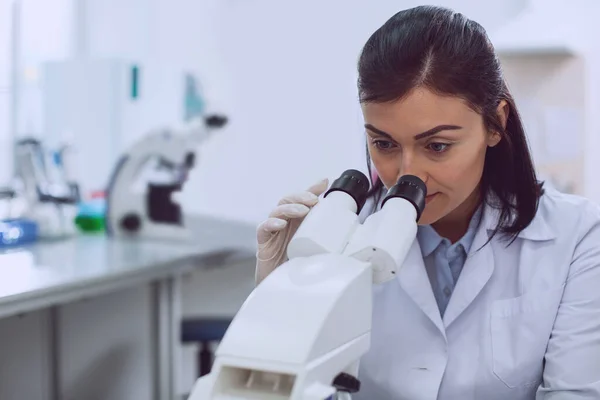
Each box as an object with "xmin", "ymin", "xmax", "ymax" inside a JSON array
[{"xmin": 181, "ymin": 317, "xmax": 232, "ymax": 377}]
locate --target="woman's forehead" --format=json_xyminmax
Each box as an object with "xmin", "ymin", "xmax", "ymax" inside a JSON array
[{"xmin": 361, "ymin": 88, "xmax": 480, "ymax": 136}]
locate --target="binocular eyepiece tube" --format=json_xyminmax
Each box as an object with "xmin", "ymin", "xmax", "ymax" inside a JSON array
[
  {"xmin": 286, "ymin": 169, "xmax": 427, "ymax": 261},
  {"xmin": 323, "ymin": 169, "xmax": 427, "ymax": 220}
]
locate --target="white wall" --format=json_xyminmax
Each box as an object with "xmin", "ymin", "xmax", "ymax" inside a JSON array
[
  {"xmin": 16, "ymin": 0, "xmax": 72, "ymax": 137},
  {"xmin": 80, "ymin": 0, "xmax": 526, "ymax": 224},
  {"xmin": 0, "ymin": 3, "xmax": 9, "ymax": 90},
  {"xmin": 0, "ymin": 1, "xmax": 14, "ymax": 185}
]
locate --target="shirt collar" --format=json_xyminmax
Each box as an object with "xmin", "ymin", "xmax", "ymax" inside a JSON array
[{"xmin": 417, "ymin": 205, "xmax": 483, "ymax": 257}]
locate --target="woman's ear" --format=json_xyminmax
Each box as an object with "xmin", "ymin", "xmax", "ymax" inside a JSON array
[
  {"xmin": 488, "ymin": 100, "xmax": 509, "ymax": 147},
  {"xmin": 497, "ymin": 100, "xmax": 509, "ymax": 129}
]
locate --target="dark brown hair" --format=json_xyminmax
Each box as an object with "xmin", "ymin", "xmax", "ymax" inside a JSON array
[{"xmin": 358, "ymin": 5, "xmax": 543, "ymax": 242}]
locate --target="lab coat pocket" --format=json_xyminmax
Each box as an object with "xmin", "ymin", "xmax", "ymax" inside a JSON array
[{"xmin": 490, "ymin": 288, "xmax": 562, "ymax": 389}]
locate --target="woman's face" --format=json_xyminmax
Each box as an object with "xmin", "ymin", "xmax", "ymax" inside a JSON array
[{"xmin": 362, "ymin": 88, "xmax": 504, "ymax": 227}]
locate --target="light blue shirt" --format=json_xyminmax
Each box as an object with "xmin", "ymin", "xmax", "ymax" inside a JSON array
[{"xmin": 417, "ymin": 206, "xmax": 482, "ymax": 317}]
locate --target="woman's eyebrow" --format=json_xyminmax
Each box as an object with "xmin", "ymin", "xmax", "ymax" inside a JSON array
[{"xmin": 365, "ymin": 123, "xmax": 463, "ymax": 140}]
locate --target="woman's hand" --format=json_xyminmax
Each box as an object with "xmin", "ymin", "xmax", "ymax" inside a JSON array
[{"xmin": 255, "ymin": 178, "xmax": 329, "ymax": 284}]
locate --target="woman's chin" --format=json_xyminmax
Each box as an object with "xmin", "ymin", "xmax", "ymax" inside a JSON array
[{"xmin": 417, "ymin": 204, "xmax": 446, "ymax": 226}]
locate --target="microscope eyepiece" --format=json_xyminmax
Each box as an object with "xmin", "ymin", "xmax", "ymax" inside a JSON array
[
  {"xmin": 205, "ymin": 114, "xmax": 228, "ymax": 128},
  {"xmin": 382, "ymin": 175, "xmax": 427, "ymax": 221},
  {"xmin": 324, "ymin": 169, "xmax": 370, "ymax": 214}
]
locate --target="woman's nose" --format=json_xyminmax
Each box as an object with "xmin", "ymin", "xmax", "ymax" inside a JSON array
[
  {"xmin": 397, "ymin": 157, "xmax": 427, "ymax": 185},
  {"xmin": 394, "ymin": 172, "xmax": 428, "ymax": 191}
]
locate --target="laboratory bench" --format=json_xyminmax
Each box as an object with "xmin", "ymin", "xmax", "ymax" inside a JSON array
[{"xmin": 0, "ymin": 214, "xmax": 257, "ymax": 400}]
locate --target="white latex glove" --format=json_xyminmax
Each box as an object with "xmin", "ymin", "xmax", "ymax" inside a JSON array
[{"xmin": 255, "ymin": 178, "xmax": 329, "ymax": 284}]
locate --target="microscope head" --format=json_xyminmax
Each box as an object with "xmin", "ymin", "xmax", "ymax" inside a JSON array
[
  {"xmin": 346, "ymin": 174, "xmax": 426, "ymax": 283},
  {"xmin": 178, "ymin": 113, "xmax": 228, "ymax": 150},
  {"xmin": 169, "ymin": 113, "xmax": 228, "ymax": 183},
  {"xmin": 287, "ymin": 169, "xmax": 427, "ymax": 283}
]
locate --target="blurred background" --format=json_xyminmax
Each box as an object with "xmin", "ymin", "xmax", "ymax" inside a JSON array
[{"xmin": 0, "ymin": 0, "xmax": 597, "ymax": 399}]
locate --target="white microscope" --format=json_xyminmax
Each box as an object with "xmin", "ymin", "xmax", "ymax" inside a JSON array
[
  {"xmin": 105, "ymin": 114, "xmax": 227, "ymax": 240},
  {"xmin": 188, "ymin": 169, "xmax": 427, "ymax": 399}
]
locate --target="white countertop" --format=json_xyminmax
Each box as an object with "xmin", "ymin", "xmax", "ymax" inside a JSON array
[{"xmin": 0, "ymin": 214, "xmax": 257, "ymax": 318}]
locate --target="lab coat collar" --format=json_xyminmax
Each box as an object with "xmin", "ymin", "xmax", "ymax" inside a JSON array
[
  {"xmin": 442, "ymin": 205, "xmax": 496, "ymax": 328},
  {"xmin": 396, "ymin": 192, "xmax": 555, "ymax": 334},
  {"xmin": 397, "ymin": 204, "xmax": 496, "ymax": 334},
  {"xmin": 397, "ymin": 239, "xmax": 447, "ymax": 339},
  {"xmin": 417, "ymin": 204, "xmax": 483, "ymax": 257},
  {"xmin": 442, "ymin": 194, "xmax": 555, "ymax": 328},
  {"xmin": 482, "ymin": 192, "xmax": 556, "ymax": 242}
]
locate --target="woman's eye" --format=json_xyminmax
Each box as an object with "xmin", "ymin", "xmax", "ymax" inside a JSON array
[
  {"xmin": 427, "ymin": 142, "xmax": 451, "ymax": 153},
  {"xmin": 373, "ymin": 140, "xmax": 395, "ymax": 151}
]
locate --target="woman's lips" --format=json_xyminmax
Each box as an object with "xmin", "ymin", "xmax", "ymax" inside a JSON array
[{"xmin": 425, "ymin": 193, "xmax": 439, "ymax": 204}]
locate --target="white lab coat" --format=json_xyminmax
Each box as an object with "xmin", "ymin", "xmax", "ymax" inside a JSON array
[{"xmin": 353, "ymin": 187, "xmax": 600, "ymax": 400}]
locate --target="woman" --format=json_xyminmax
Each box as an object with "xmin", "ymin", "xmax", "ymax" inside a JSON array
[{"xmin": 255, "ymin": 5, "xmax": 600, "ymax": 399}]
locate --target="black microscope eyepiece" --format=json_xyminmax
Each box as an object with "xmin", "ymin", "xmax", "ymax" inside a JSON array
[
  {"xmin": 324, "ymin": 169, "xmax": 370, "ymax": 214},
  {"xmin": 382, "ymin": 175, "xmax": 427, "ymax": 221}
]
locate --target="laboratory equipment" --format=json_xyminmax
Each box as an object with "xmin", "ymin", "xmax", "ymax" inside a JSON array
[
  {"xmin": 105, "ymin": 113, "xmax": 228, "ymax": 240},
  {"xmin": 0, "ymin": 218, "xmax": 38, "ymax": 247},
  {"xmin": 185, "ymin": 73, "xmax": 206, "ymax": 122},
  {"xmin": 0, "ymin": 186, "xmax": 27, "ymax": 220},
  {"xmin": 75, "ymin": 191, "xmax": 107, "ymax": 233},
  {"xmin": 188, "ymin": 170, "xmax": 426, "ymax": 400},
  {"xmin": 0, "ymin": 185, "xmax": 38, "ymax": 247},
  {"xmin": 14, "ymin": 138, "xmax": 80, "ymax": 238}
]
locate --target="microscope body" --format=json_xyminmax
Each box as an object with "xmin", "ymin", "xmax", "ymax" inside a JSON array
[
  {"xmin": 105, "ymin": 115, "xmax": 227, "ymax": 240},
  {"xmin": 189, "ymin": 171, "xmax": 426, "ymax": 400}
]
